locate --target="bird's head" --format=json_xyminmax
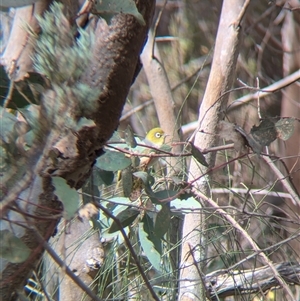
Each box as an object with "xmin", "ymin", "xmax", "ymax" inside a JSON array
[{"xmin": 144, "ymin": 127, "xmax": 165, "ymax": 148}]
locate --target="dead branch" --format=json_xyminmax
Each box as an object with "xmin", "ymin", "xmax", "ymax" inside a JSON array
[{"xmin": 206, "ymin": 262, "xmax": 300, "ymax": 300}]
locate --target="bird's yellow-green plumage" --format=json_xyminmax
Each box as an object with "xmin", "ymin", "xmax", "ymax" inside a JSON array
[
  {"xmin": 143, "ymin": 127, "xmax": 165, "ymax": 148},
  {"xmin": 119, "ymin": 127, "xmax": 166, "ymax": 201},
  {"xmin": 138, "ymin": 127, "xmax": 165, "ymax": 169}
]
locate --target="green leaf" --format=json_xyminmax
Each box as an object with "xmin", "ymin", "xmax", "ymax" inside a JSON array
[
  {"xmin": 190, "ymin": 142, "xmax": 208, "ymax": 167},
  {"xmin": 110, "ymin": 197, "xmax": 132, "ymax": 207},
  {"xmin": 0, "ymin": 230, "xmax": 31, "ymax": 263},
  {"xmin": 82, "ymin": 180, "xmax": 100, "ymax": 204},
  {"xmin": 52, "ymin": 177, "xmax": 79, "ymax": 220},
  {"xmin": 234, "ymin": 124, "xmax": 262, "ymax": 154},
  {"xmin": 96, "ymin": 150, "xmax": 131, "ymax": 171},
  {"xmin": 108, "ymin": 208, "xmax": 139, "ymax": 233},
  {"xmin": 94, "ymin": 0, "xmax": 145, "ymax": 26},
  {"xmin": 92, "ymin": 167, "xmax": 114, "ymax": 186},
  {"xmin": 121, "ymin": 167, "xmax": 133, "ymax": 197},
  {"xmin": 125, "ymin": 125, "xmax": 137, "ymax": 148},
  {"xmin": 275, "ymin": 117, "xmax": 295, "ymax": 140},
  {"xmin": 154, "ymin": 204, "xmax": 171, "ymax": 238},
  {"xmin": 133, "ymin": 171, "xmax": 154, "ymax": 186},
  {"xmin": 133, "ymin": 171, "xmax": 155, "ymax": 195},
  {"xmin": 141, "ymin": 214, "xmax": 162, "ymax": 254},
  {"xmin": 139, "ymin": 218, "xmax": 162, "ymax": 272},
  {"xmin": 109, "ymin": 197, "xmax": 132, "ymax": 216},
  {"xmin": 0, "ymin": 0, "xmax": 40, "ymax": 8},
  {"xmin": 108, "ymin": 131, "xmax": 122, "ymax": 143},
  {"xmin": 132, "ymin": 171, "xmax": 148, "ymax": 183},
  {"xmin": 150, "ymin": 189, "xmax": 178, "ymax": 204},
  {"xmin": 250, "ymin": 118, "xmax": 277, "ymax": 146},
  {"xmin": 171, "ymin": 197, "xmax": 201, "ymax": 213},
  {"xmin": 0, "ymin": 107, "xmax": 17, "ymax": 144},
  {"xmin": 0, "ymin": 68, "xmax": 45, "ymax": 108}
]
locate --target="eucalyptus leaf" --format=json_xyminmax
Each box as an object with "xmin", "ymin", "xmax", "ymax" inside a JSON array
[
  {"xmin": 190, "ymin": 142, "xmax": 208, "ymax": 167},
  {"xmin": 141, "ymin": 214, "xmax": 162, "ymax": 254},
  {"xmin": 150, "ymin": 189, "xmax": 178, "ymax": 204},
  {"xmin": 234, "ymin": 124, "xmax": 263, "ymax": 154},
  {"xmin": 0, "ymin": 67, "xmax": 45, "ymax": 108},
  {"xmin": 82, "ymin": 181, "xmax": 100, "ymax": 204},
  {"xmin": 275, "ymin": 117, "xmax": 295, "ymax": 140},
  {"xmin": 96, "ymin": 150, "xmax": 131, "ymax": 171},
  {"xmin": 109, "ymin": 197, "xmax": 132, "ymax": 216},
  {"xmin": 94, "ymin": 0, "xmax": 145, "ymax": 25},
  {"xmin": 108, "ymin": 208, "xmax": 139, "ymax": 233},
  {"xmin": 133, "ymin": 170, "xmax": 156, "ymax": 193},
  {"xmin": 171, "ymin": 197, "xmax": 201, "ymax": 213},
  {"xmin": 92, "ymin": 167, "xmax": 114, "ymax": 186},
  {"xmin": 125, "ymin": 125, "xmax": 137, "ymax": 148},
  {"xmin": 154, "ymin": 204, "xmax": 171, "ymax": 238},
  {"xmin": 0, "ymin": 230, "xmax": 31, "ymax": 263},
  {"xmin": 250, "ymin": 119, "xmax": 277, "ymax": 146},
  {"xmin": 0, "ymin": 107, "xmax": 17, "ymax": 143},
  {"xmin": 52, "ymin": 177, "xmax": 79, "ymax": 220},
  {"xmin": 138, "ymin": 219, "xmax": 162, "ymax": 272},
  {"xmin": 121, "ymin": 167, "xmax": 133, "ymax": 197}
]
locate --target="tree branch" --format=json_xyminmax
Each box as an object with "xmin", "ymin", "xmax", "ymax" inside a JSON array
[{"xmin": 205, "ymin": 262, "xmax": 300, "ymax": 300}]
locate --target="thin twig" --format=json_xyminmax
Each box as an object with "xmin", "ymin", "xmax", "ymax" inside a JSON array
[
  {"xmin": 227, "ymin": 230, "xmax": 300, "ymax": 271},
  {"xmin": 195, "ymin": 190, "xmax": 296, "ymax": 300},
  {"xmin": 211, "ymin": 187, "xmax": 294, "ymax": 199},
  {"xmin": 256, "ymin": 77, "xmax": 262, "ymax": 119},
  {"xmin": 232, "ymin": 0, "xmax": 251, "ymax": 28},
  {"xmin": 94, "ymin": 202, "xmax": 160, "ymax": 301},
  {"xmin": 152, "ymin": 0, "xmax": 167, "ymax": 58},
  {"xmin": 262, "ymin": 155, "xmax": 300, "ymax": 206},
  {"xmin": 228, "ymin": 69, "xmax": 300, "ymax": 111}
]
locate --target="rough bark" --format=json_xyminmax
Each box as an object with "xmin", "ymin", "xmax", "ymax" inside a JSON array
[{"xmin": 0, "ymin": 1, "xmax": 156, "ymax": 300}]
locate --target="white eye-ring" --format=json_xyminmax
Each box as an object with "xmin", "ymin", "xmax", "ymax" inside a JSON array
[{"xmin": 155, "ymin": 132, "xmax": 162, "ymax": 138}]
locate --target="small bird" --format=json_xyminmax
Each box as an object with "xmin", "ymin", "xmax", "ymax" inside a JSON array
[
  {"xmin": 143, "ymin": 127, "xmax": 165, "ymax": 148},
  {"xmin": 140, "ymin": 127, "xmax": 166, "ymax": 168},
  {"xmin": 129, "ymin": 127, "xmax": 166, "ymax": 200},
  {"xmin": 116, "ymin": 127, "xmax": 166, "ymax": 200}
]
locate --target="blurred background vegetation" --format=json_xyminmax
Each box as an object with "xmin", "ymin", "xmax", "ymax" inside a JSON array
[{"xmin": 1, "ymin": 0, "xmax": 299, "ymax": 300}]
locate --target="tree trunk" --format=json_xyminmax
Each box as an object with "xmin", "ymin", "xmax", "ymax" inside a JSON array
[
  {"xmin": 0, "ymin": 1, "xmax": 156, "ymax": 300},
  {"xmin": 178, "ymin": 1, "xmax": 249, "ymax": 300}
]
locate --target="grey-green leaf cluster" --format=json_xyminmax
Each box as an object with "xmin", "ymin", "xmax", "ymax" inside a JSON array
[
  {"xmin": 95, "ymin": 0, "xmax": 145, "ymax": 26},
  {"xmin": 0, "ymin": 230, "xmax": 31, "ymax": 263},
  {"xmin": 34, "ymin": 2, "xmax": 94, "ymax": 85},
  {"xmin": 52, "ymin": 177, "xmax": 80, "ymax": 220}
]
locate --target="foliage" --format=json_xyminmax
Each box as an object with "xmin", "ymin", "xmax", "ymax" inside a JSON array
[
  {"xmin": 94, "ymin": 0, "xmax": 145, "ymax": 25},
  {"xmin": 0, "ymin": 230, "xmax": 31, "ymax": 263},
  {"xmin": 1, "ymin": 0, "xmax": 300, "ymax": 300}
]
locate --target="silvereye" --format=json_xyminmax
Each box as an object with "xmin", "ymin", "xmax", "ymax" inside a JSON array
[
  {"xmin": 143, "ymin": 127, "xmax": 165, "ymax": 148},
  {"xmin": 140, "ymin": 127, "xmax": 166, "ymax": 168}
]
